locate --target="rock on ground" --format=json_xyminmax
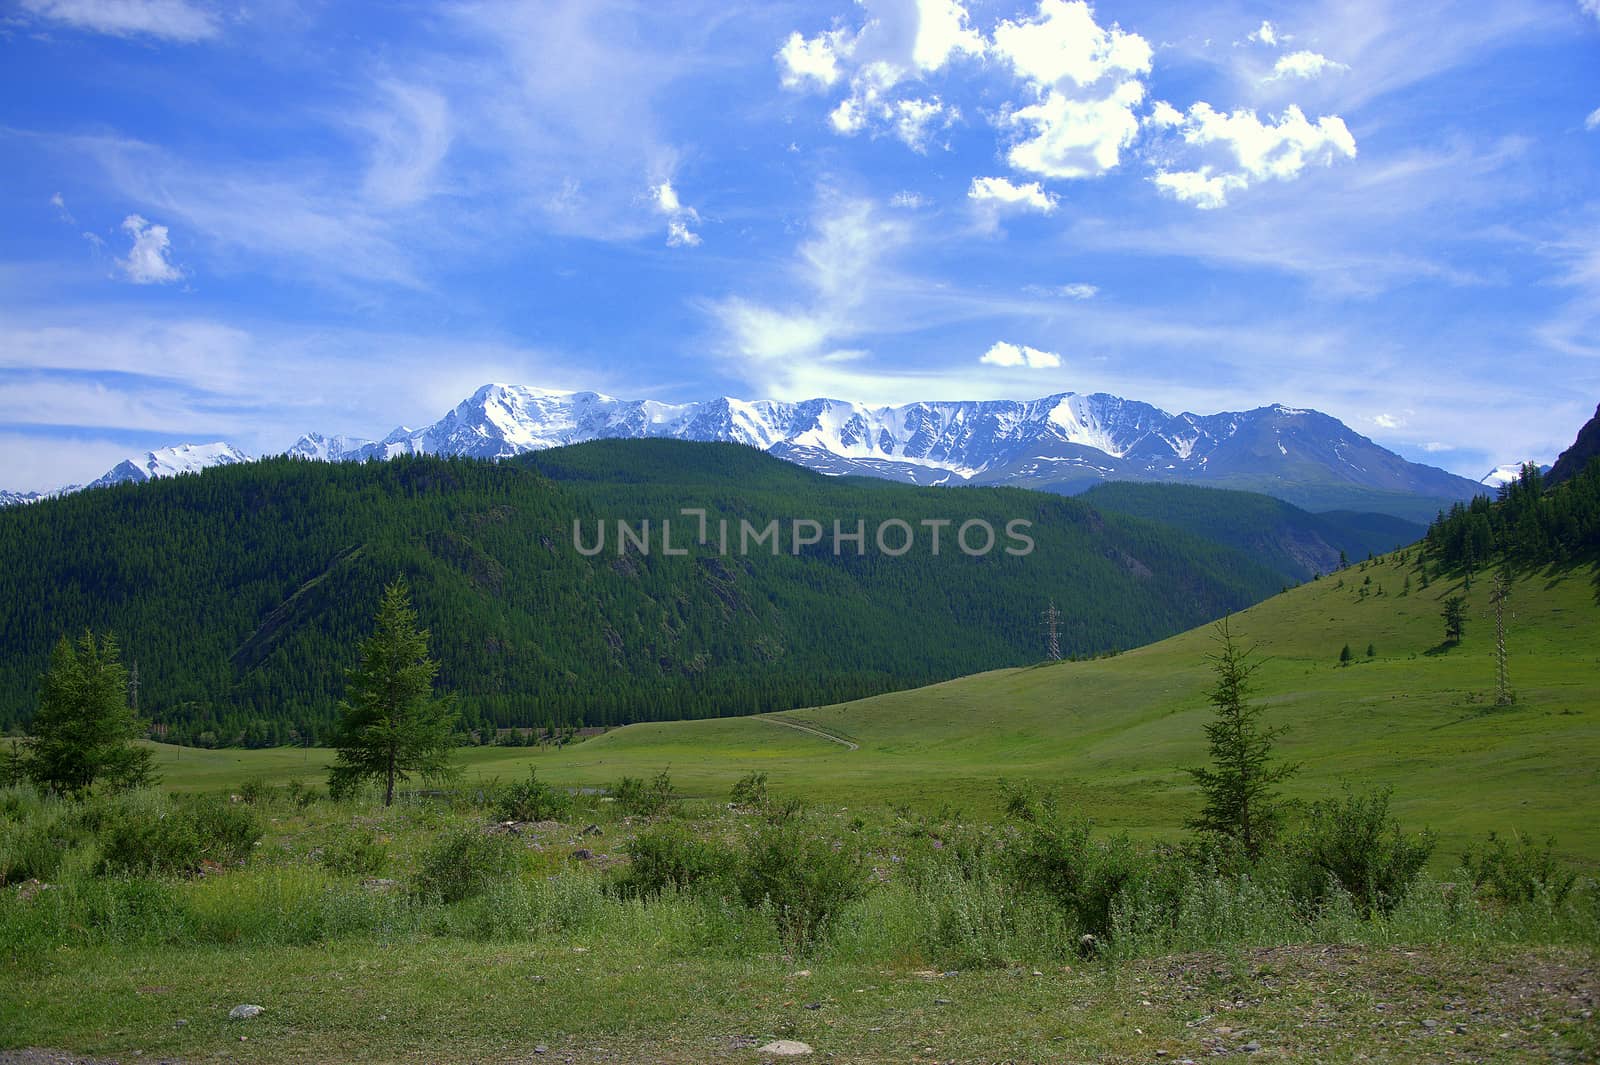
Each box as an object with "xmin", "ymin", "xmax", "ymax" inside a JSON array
[{"xmin": 756, "ymin": 1040, "xmax": 813, "ymax": 1057}]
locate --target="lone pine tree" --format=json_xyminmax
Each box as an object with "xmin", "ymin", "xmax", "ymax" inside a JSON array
[
  {"xmin": 1187, "ymin": 618, "xmax": 1298, "ymax": 859},
  {"xmin": 1441, "ymin": 595, "xmax": 1467, "ymax": 645},
  {"xmin": 27, "ymin": 631, "xmax": 155, "ymax": 796},
  {"xmin": 328, "ymin": 577, "xmax": 458, "ymax": 805}
]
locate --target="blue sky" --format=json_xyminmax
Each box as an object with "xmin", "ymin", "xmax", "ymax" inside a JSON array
[{"xmin": 2, "ymin": 0, "xmax": 1598, "ymax": 492}]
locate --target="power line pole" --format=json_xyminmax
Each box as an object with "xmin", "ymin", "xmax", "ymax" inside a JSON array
[
  {"xmin": 1042, "ymin": 600, "xmax": 1062, "ymax": 661},
  {"xmin": 1491, "ymin": 575, "xmax": 1513, "ymax": 706}
]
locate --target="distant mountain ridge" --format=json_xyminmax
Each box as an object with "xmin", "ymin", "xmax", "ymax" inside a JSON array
[
  {"xmin": 7, "ymin": 385, "xmax": 1485, "ymax": 520},
  {"xmin": 280, "ymin": 383, "xmax": 1480, "ymax": 520}
]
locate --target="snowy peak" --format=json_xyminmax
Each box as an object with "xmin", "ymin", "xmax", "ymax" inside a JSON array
[
  {"xmin": 1479, "ymin": 462, "xmax": 1549, "ymax": 488},
  {"xmin": 86, "ymin": 442, "xmax": 249, "ymax": 489}
]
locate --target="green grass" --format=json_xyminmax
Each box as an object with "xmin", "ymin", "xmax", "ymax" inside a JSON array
[
  {"xmin": 5, "ymin": 939, "xmax": 1595, "ymax": 1063},
  {"xmin": 156, "ymin": 555, "xmax": 1600, "ymax": 866}
]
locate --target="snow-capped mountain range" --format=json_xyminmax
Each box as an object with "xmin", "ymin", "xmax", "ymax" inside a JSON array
[{"xmin": 5, "ymin": 384, "xmax": 1487, "ymax": 519}]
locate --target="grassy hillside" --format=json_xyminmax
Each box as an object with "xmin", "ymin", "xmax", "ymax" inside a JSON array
[{"xmin": 153, "ymin": 550, "xmax": 1599, "ymax": 864}]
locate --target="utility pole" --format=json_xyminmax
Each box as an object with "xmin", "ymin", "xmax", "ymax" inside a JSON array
[
  {"xmin": 1042, "ymin": 600, "xmax": 1062, "ymax": 662},
  {"xmin": 1491, "ymin": 574, "xmax": 1513, "ymax": 706}
]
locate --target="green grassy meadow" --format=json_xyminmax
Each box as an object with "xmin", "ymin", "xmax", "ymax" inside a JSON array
[{"xmin": 157, "ymin": 552, "xmax": 1600, "ymax": 866}]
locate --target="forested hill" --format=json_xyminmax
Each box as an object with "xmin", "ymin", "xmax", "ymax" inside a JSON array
[
  {"xmin": 1079, "ymin": 482, "xmax": 1424, "ymax": 582},
  {"xmin": 0, "ymin": 441, "xmax": 1289, "ymax": 747},
  {"xmin": 1424, "ymin": 457, "xmax": 1600, "ymax": 571}
]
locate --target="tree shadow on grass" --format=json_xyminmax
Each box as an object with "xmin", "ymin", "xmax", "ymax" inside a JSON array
[{"xmin": 1421, "ymin": 640, "xmax": 1460, "ymax": 657}]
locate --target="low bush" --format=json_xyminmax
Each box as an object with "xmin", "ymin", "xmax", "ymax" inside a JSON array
[
  {"xmin": 1460, "ymin": 831, "xmax": 1579, "ymax": 908},
  {"xmin": 95, "ymin": 793, "xmax": 260, "ymax": 877},
  {"xmin": 413, "ymin": 827, "xmax": 520, "ymax": 903},
  {"xmin": 1283, "ymin": 786, "xmax": 1435, "ymax": 915},
  {"xmin": 318, "ymin": 827, "xmax": 389, "ymax": 876},
  {"xmin": 738, "ymin": 816, "xmax": 866, "ymax": 952},
  {"xmin": 728, "ymin": 772, "xmax": 769, "ymax": 811},
  {"xmin": 612, "ymin": 769, "xmax": 677, "ymax": 817},
  {"xmin": 494, "ymin": 768, "xmax": 573, "ymax": 823},
  {"xmin": 1002, "ymin": 807, "xmax": 1150, "ymax": 941},
  {"xmin": 614, "ymin": 822, "xmax": 736, "ymax": 900}
]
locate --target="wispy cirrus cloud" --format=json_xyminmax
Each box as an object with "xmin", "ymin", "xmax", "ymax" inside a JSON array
[{"xmin": 19, "ymin": 0, "xmax": 220, "ymax": 42}]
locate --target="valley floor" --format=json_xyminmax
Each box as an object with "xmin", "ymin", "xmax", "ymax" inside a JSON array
[{"xmin": 4, "ymin": 943, "xmax": 1596, "ymax": 1063}]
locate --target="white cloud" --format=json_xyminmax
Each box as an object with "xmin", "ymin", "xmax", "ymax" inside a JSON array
[
  {"xmin": 1058, "ymin": 282, "xmax": 1098, "ymax": 299},
  {"xmin": 1247, "ymin": 20, "xmax": 1278, "ymax": 46},
  {"xmin": 779, "ymin": 1, "xmax": 983, "ymax": 150},
  {"xmin": 666, "ymin": 220, "xmax": 702, "ymax": 248},
  {"xmin": 991, "ymin": 0, "xmax": 1153, "ymax": 180},
  {"xmin": 1268, "ymin": 50, "xmax": 1349, "ymax": 81},
  {"xmin": 980, "ymin": 340, "xmax": 1062, "ymax": 368},
  {"xmin": 649, "ymin": 179, "xmax": 701, "ymax": 247},
  {"xmin": 20, "ymin": 0, "xmax": 220, "ymax": 41},
  {"xmin": 115, "ymin": 214, "xmax": 183, "ymax": 284},
  {"xmin": 968, "ymin": 175, "xmax": 1058, "ymax": 213},
  {"xmin": 1149, "ymin": 103, "xmax": 1357, "ymax": 208},
  {"xmin": 358, "ymin": 82, "xmax": 452, "ymax": 209},
  {"xmin": 1373, "ymin": 412, "xmax": 1404, "ymax": 429},
  {"xmin": 777, "ymin": 28, "xmax": 848, "ymax": 89},
  {"xmin": 1583, "ymin": 0, "xmax": 1600, "ymax": 22},
  {"xmin": 1422, "ymin": 442, "xmax": 1452, "ymax": 453},
  {"xmin": 893, "ymin": 97, "xmax": 952, "ymax": 151},
  {"xmin": 1587, "ymin": 107, "xmax": 1600, "ymax": 131},
  {"xmin": 889, "ymin": 190, "xmax": 928, "ymax": 208},
  {"xmin": 50, "ymin": 192, "xmax": 74, "ymax": 224}
]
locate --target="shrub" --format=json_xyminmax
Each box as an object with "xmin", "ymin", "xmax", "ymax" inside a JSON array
[
  {"xmin": 0, "ymin": 793, "xmax": 83, "ymax": 884},
  {"xmin": 96, "ymin": 793, "xmax": 260, "ymax": 877},
  {"xmin": 738, "ymin": 818, "xmax": 865, "ymax": 952},
  {"xmin": 236, "ymin": 776, "xmax": 270, "ymax": 805},
  {"xmin": 1283, "ymin": 787, "xmax": 1434, "ymax": 915},
  {"xmin": 413, "ymin": 828, "xmax": 519, "ymax": 903},
  {"xmin": 1460, "ymin": 832, "xmax": 1578, "ymax": 908},
  {"xmin": 1002, "ymin": 804, "xmax": 1151, "ymax": 940},
  {"xmin": 319, "ymin": 827, "xmax": 390, "ymax": 876},
  {"xmin": 612, "ymin": 769, "xmax": 677, "ymax": 817},
  {"xmin": 494, "ymin": 769, "xmax": 573, "ymax": 823},
  {"xmin": 614, "ymin": 822, "xmax": 736, "ymax": 900},
  {"xmin": 728, "ymin": 772, "xmax": 769, "ymax": 811}
]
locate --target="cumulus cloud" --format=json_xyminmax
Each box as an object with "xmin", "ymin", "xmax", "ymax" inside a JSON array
[
  {"xmin": 1149, "ymin": 102, "xmax": 1357, "ymax": 208},
  {"xmin": 968, "ymin": 175, "xmax": 1058, "ymax": 212},
  {"xmin": 980, "ymin": 340, "xmax": 1062, "ymax": 368},
  {"xmin": 1058, "ymin": 282, "xmax": 1098, "ymax": 299},
  {"xmin": 1268, "ymin": 50, "xmax": 1349, "ymax": 81},
  {"xmin": 650, "ymin": 179, "xmax": 701, "ymax": 247},
  {"xmin": 1587, "ymin": 107, "xmax": 1600, "ymax": 131},
  {"xmin": 991, "ymin": 0, "xmax": 1153, "ymax": 180},
  {"xmin": 777, "ymin": 28, "xmax": 848, "ymax": 89},
  {"xmin": 20, "ymin": 0, "xmax": 220, "ymax": 41},
  {"xmin": 779, "ymin": 0, "xmax": 983, "ymax": 151},
  {"xmin": 115, "ymin": 215, "xmax": 183, "ymax": 284},
  {"xmin": 1246, "ymin": 20, "xmax": 1278, "ymax": 46}
]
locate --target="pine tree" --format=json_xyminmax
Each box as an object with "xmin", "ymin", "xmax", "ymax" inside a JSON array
[
  {"xmin": 26, "ymin": 631, "xmax": 156, "ymax": 795},
  {"xmin": 1366, "ymin": 643, "xmax": 1376, "ymax": 658},
  {"xmin": 1339, "ymin": 644, "xmax": 1353, "ymax": 666},
  {"xmin": 1186, "ymin": 618, "xmax": 1298, "ymax": 859},
  {"xmin": 1441, "ymin": 596, "xmax": 1466, "ymax": 645},
  {"xmin": 328, "ymin": 578, "xmax": 458, "ymax": 805}
]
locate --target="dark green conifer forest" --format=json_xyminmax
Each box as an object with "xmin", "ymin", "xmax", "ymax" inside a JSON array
[{"xmin": 0, "ymin": 440, "xmax": 1293, "ymax": 747}]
